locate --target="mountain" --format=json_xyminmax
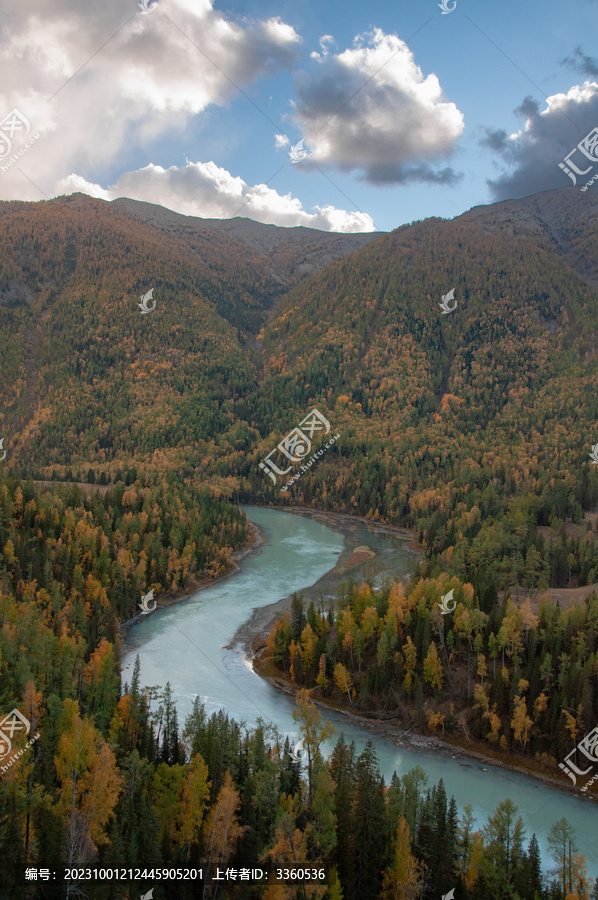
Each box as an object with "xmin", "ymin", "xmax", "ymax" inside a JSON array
[
  {"xmin": 461, "ymin": 187, "xmax": 598, "ymax": 285},
  {"xmin": 0, "ymin": 192, "xmax": 380, "ymax": 480},
  {"xmin": 112, "ymin": 196, "xmax": 380, "ymax": 287},
  {"xmin": 253, "ymin": 185, "xmax": 598, "ymax": 602},
  {"xmin": 1, "ymin": 185, "xmax": 598, "ymax": 605},
  {"xmin": 2, "ymin": 186, "xmax": 598, "ymax": 897}
]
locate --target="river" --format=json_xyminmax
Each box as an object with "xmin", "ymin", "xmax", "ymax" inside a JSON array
[{"xmin": 122, "ymin": 506, "xmax": 598, "ymax": 876}]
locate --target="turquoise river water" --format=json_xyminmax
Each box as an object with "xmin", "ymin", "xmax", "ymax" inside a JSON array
[{"xmin": 122, "ymin": 506, "xmax": 597, "ymax": 876}]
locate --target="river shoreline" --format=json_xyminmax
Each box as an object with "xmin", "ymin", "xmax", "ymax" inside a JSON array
[
  {"xmin": 253, "ymin": 652, "xmax": 596, "ymax": 804},
  {"xmin": 119, "ymin": 516, "xmax": 266, "ymax": 636},
  {"xmin": 228, "ymin": 506, "xmax": 418, "ymax": 651},
  {"xmin": 238, "ymin": 509, "xmax": 597, "ymax": 805},
  {"xmin": 119, "ymin": 504, "xmax": 417, "ymax": 636},
  {"xmin": 119, "ymin": 503, "xmax": 595, "ymax": 804}
]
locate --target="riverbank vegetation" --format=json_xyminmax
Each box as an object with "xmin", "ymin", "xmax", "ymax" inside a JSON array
[
  {"xmin": 0, "ymin": 475, "xmax": 246, "ymax": 896},
  {"xmin": 1, "ymin": 474, "xmax": 593, "ymax": 898},
  {"xmin": 263, "ymin": 579, "xmax": 598, "ymax": 792},
  {"xmin": 2, "ymin": 667, "xmax": 595, "ymax": 900},
  {"xmin": 2, "ymin": 191, "xmax": 598, "ymax": 898}
]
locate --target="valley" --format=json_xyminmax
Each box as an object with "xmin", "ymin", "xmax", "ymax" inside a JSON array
[{"xmin": 1, "ymin": 186, "xmax": 597, "ymax": 899}]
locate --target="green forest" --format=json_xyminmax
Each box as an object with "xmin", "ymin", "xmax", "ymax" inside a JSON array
[
  {"xmin": 2, "ymin": 515, "xmax": 596, "ymax": 900},
  {"xmin": 3, "ymin": 194, "xmax": 598, "ymax": 612},
  {"xmin": 263, "ymin": 580, "xmax": 598, "ymax": 779},
  {"xmin": 1, "ymin": 190, "xmax": 598, "ymax": 897}
]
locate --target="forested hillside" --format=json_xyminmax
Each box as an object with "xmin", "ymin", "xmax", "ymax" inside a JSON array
[
  {"xmin": 4, "ymin": 190, "xmax": 598, "ymax": 587},
  {"xmin": 2, "ymin": 186, "xmax": 598, "ymax": 898},
  {"xmin": 0, "ymin": 492, "xmax": 593, "ymax": 900},
  {"xmin": 3, "ymin": 186, "xmax": 598, "ymax": 641},
  {"xmin": 0, "ymin": 194, "xmax": 377, "ymax": 490},
  {"xmin": 251, "ymin": 186, "xmax": 598, "ymax": 608}
]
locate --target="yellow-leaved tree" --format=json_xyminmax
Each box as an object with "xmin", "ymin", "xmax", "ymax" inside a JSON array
[
  {"xmin": 333, "ymin": 663, "xmax": 354, "ymax": 703},
  {"xmin": 55, "ymin": 699, "xmax": 122, "ymax": 895},
  {"xmin": 178, "ymin": 752, "xmax": 211, "ymax": 860},
  {"xmin": 423, "ymin": 641, "xmax": 443, "ymax": 691},
  {"xmin": 511, "ymin": 696, "xmax": 533, "ymax": 751},
  {"xmin": 203, "ymin": 771, "xmax": 246, "ymax": 885},
  {"xmin": 380, "ymin": 817, "xmax": 425, "ymax": 899}
]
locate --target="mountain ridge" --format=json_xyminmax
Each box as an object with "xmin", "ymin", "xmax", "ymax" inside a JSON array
[
  {"xmin": 111, "ymin": 195, "xmax": 382, "ymax": 286},
  {"xmin": 1, "ymin": 186, "xmax": 597, "ymax": 597}
]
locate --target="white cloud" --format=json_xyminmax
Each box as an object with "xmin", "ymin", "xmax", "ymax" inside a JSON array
[
  {"xmin": 0, "ymin": 0, "xmax": 301, "ymax": 197},
  {"xmin": 294, "ymin": 27, "xmax": 464, "ymax": 185},
  {"xmin": 483, "ymin": 80, "xmax": 598, "ymax": 199},
  {"xmin": 56, "ymin": 174, "xmax": 111, "ymax": 200},
  {"xmin": 0, "ymin": 1, "xmax": 380, "ymax": 230},
  {"xmin": 311, "ymin": 34, "xmax": 334, "ymax": 59},
  {"xmin": 56, "ymin": 159, "xmax": 376, "ymax": 232}
]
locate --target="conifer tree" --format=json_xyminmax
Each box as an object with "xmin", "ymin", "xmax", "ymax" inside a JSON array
[
  {"xmin": 329, "ymin": 735, "xmax": 355, "ymax": 890},
  {"xmin": 351, "ymin": 741, "xmax": 387, "ymax": 900}
]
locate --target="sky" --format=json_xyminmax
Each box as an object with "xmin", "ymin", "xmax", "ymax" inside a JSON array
[{"xmin": 0, "ymin": 0, "xmax": 597, "ymax": 233}]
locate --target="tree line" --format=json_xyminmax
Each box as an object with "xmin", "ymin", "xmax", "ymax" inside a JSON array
[{"xmin": 265, "ymin": 579, "xmax": 598, "ymax": 775}]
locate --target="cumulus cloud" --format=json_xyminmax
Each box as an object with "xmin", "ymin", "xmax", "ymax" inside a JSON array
[
  {"xmin": 0, "ymin": 0, "xmax": 374, "ymax": 231},
  {"xmin": 0, "ymin": 0, "xmax": 301, "ymax": 195},
  {"xmin": 56, "ymin": 159, "xmax": 375, "ymax": 232},
  {"xmin": 484, "ymin": 81, "xmax": 598, "ymax": 200},
  {"xmin": 291, "ymin": 27, "xmax": 464, "ymax": 185},
  {"xmin": 0, "ymin": 0, "xmax": 301, "ymax": 118}
]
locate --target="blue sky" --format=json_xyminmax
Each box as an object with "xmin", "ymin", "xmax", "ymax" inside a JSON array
[{"xmin": 0, "ymin": 0, "xmax": 597, "ymax": 231}]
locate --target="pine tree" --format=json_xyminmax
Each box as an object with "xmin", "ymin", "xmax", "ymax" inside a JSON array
[
  {"xmin": 401, "ymin": 766, "xmax": 428, "ymax": 837},
  {"xmin": 351, "ymin": 741, "xmax": 387, "ymax": 900},
  {"xmin": 279, "ymin": 735, "xmax": 302, "ymax": 797},
  {"xmin": 386, "ymin": 772, "xmax": 405, "ymax": 856},
  {"xmin": 479, "ymin": 799, "xmax": 526, "ymax": 898},
  {"xmin": 291, "ymin": 594, "xmax": 306, "ymax": 641},
  {"xmin": 329, "ymin": 736, "xmax": 355, "ymax": 891}
]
